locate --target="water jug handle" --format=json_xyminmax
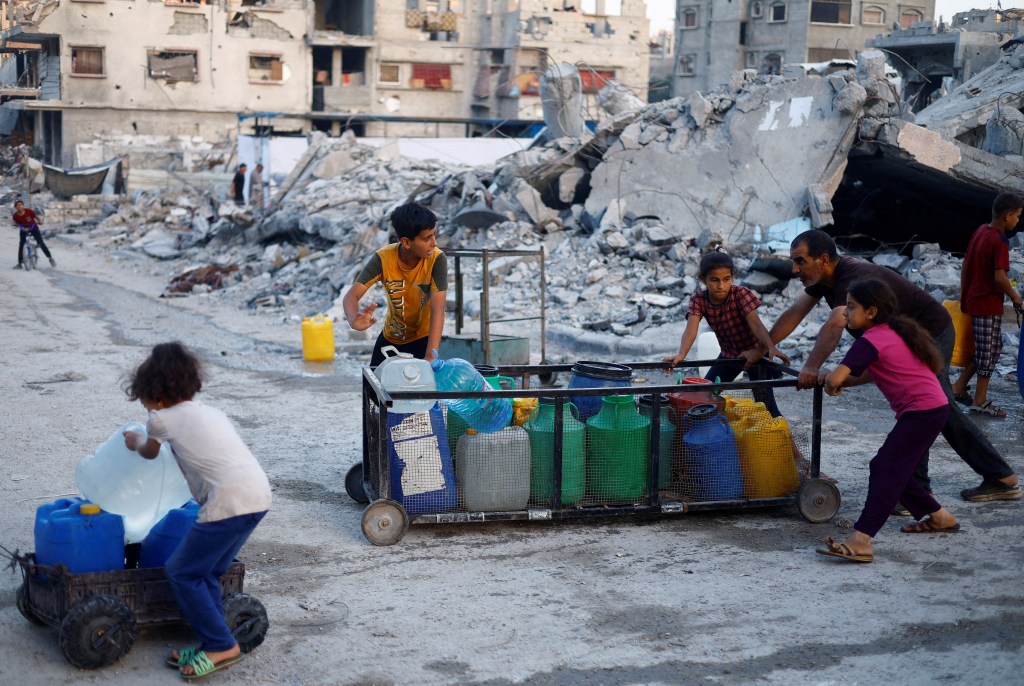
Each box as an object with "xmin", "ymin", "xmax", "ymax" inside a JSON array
[
  {"xmin": 382, "ymin": 345, "xmax": 399, "ymax": 359},
  {"xmin": 566, "ymin": 402, "xmax": 581, "ymax": 420}
]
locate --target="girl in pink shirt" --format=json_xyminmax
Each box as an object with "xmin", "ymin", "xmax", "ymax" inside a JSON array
[{"xmin": 816, "ymin": 278, "xmax": 958, "ymax": 563}]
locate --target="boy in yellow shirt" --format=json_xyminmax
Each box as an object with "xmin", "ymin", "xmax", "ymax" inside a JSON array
[{"xmin": 343, "ymin": 203, "xmax": 447, "ymax": 367}]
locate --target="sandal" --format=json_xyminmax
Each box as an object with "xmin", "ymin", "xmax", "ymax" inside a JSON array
[
  {"xmin": 814, "ymin": 535, "xmax": 873, "ymax": 563},
  {"xmin": 953, "ymin": 392, "xmax": 973, "ymax": 406},
  {"xmin": 166, "ymin": 647, "xmax": 198, "ymax": 668},
  {"xmin": 900, "ymin": 518, "xmax": 961, "ymax": 534},
  {"xmin": 180, "ymin": 651, "xmax": 244, "ymax": 681},
  {"xmin": 968, "ymin": 400, "xmax": 1006, "ymax": 418}
]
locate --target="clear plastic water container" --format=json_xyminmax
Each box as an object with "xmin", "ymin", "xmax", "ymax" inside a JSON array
[
  {"xmin": 75, "ymin": 422, "xmax": 194, "ymax": 544},
  {"xmin": 430, "ymin": 354, "xmax": 512, "ymax": 433}
]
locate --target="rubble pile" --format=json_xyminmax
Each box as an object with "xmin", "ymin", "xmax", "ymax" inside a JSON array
[{"xmin": 58, "ymin": 53, "xmax": 1023, "ymax": 372}]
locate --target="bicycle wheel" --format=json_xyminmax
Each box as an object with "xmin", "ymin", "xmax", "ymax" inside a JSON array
[{"xmin": 25, "ymin": 243, "xmax": 37, "ymax": 271}]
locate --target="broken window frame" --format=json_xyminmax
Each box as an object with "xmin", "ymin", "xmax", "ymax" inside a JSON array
[
  {"xmin": 899, "ymin": 8, "xmax": 923, "ymax": 28},
  {"xmin": 70, "ymin": 46, "xmax": 105, "ymax": 77},
  {"xmin": 248, "ymin": 53, "xmax": 285, "ymax": 84},
  {"xmin": 379, "ymin": 63, "xmax": 401, "ymax": 84},
  {"xmin": 745, "ymin": 51, "xmax": 758, "ymax": 68},
  {"xmin": 762, "ymin": 52, "xmax": 783, "ymax": 75},
  {"xmin": 410, "ymin": 63, "xmax": 452, "ymax": 90},
  {"xmin": 767, "ymin": 2, "xmax": 786, "ymax": 22},
  {"xmin": 678, "ymin": 53, "xmax": 697, "ymax": 76},
  {"xmin": 579, "ymin": 69, "xmax": 614, "ymax": 94},
  {"xmin": 680, "ymin": 8, "xmax": 698, "ymax": 29},
  {"xmin": 146, "ymin": 50, "xmax": 199, "ymax": 83},
  {"xmin": 164, "ymin": 0, "xmax": 206, "ymax": 6},
  {"xmin": 809, "ymin": 0, "xmax": 851, "ymax": 25},
  {"xmin": 861, "ymin": 5, "xmax": 885, "ymax": 24},
  {"xmin": 750, "ymin": 1, "xmax": 763, "ymax": 18}
]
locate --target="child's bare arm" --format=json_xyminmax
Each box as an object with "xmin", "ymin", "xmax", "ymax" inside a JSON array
[
  {"xmin": 743, "ymin": 310, "xmax": 790, "ymax": 367},
  {"xmin": 995, "ymin": 268, "xmax": 1024, "ymax": 308},
  {"xmin": 663, "ymin": 314, "xmax": 702, "ymax": 369},
  {"xmin": 817, "ymin": 365, "xmax": 869, "ymax": 396},
  {"xmin": 124, "ymin": 431, "xmax": 161, "ymax": 459},
  {"xmin": 342, "ymin": 281, "xmax": 378, "ymax": 331}
]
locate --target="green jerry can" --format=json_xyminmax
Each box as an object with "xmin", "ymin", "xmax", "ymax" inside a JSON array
[
  {"xmin": 585, "ymin": 395, "xmax": 650, "ymax": 503},
  {"xmin": 523, "ymin": 397, "xmax": 586, "ymax": 506}
]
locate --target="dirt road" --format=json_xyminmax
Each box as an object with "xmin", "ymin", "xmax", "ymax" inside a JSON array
[{"xmin": 1, "ymin": 228, "xmax": 1022, "ymax": 685}]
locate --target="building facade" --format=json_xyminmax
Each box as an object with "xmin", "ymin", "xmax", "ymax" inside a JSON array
[
  {"xmin": 0, "ymin": 0, "xmax": 649, "ymax": 165},
  {"xmin": 672, "ymin": 0, "xmax": 934, "ymax": 97}
]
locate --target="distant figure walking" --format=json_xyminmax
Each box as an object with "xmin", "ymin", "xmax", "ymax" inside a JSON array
[
  {"xmin": 232, "ymin": 164, "xmax": 247, "ymax": 204},
  {"xmin": 817, "ymin": 279, "xmax": 958, "ymax": 564},
  {"xmin": 12, "ymin": 199, "xmax": 55, "ymax": 268},
  {"xmin": 249, "ymin": 163, "xmax": 265, "ymax": 211}
]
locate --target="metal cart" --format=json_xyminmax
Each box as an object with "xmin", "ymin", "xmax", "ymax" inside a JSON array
[
  {"xmin": 348, "ymin": 360, "xmax": 840, "ymax": 546},
  {"xmin": 14, "ymin": 554, "xmax": 269, "ymax": 669}
]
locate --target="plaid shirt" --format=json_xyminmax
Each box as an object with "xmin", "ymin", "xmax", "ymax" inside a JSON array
[{"xmin": 687, "ymin": 286, "xmax": 761, "ymax": 357}]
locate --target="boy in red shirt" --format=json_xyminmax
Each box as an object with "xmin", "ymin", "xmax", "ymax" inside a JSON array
[
  {"xmin": 12, "ymin": 200, "xmax": 56, "ymax": 268},
  {"xmin": 951, "ymin": 192, "xmax": 1024, "ymax": 418}
]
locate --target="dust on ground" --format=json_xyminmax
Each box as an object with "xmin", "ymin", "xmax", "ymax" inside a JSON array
[{"xmin": 1, "ymin": 228, "xmax": 1022, "ymax": 685}]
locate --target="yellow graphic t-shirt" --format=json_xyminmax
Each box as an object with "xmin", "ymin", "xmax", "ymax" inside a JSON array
[{"xmin": 355, "ymin": 245, "xmax": 448, "ymax": 345}]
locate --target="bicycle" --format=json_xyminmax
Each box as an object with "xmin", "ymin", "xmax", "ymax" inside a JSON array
[{"xmin": 21, "ymin": 229, "xmax": 40, "ymax": 270}]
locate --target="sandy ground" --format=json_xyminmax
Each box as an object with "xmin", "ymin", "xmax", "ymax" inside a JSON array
[{"xmin": 1, "ymin": 226, "xmax": 1023, "ymax": 686}]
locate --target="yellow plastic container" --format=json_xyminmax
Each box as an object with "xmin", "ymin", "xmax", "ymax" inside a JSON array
[
  {"xmin": 301, "ymin": 314, "xmax": 335, "ymax": 361},
  {"xmin": 733, "ymin": 415, "xmax": 800, "ymax": 498},
  {"xmin": 512, "ymin": 397, "xmax": 538, "ymax": 426},
  {"xmin": 723, "ymin": 396, "xmax": 771, "ymax": 425},
  {"xmin": 942, "ymin": 300, "xmax": 974, "ymax": 367}
]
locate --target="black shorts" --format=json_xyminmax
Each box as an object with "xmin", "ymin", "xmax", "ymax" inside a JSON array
[{"xmin": 369, "ymin": 332, "xmax": 430, "ymax": 368}]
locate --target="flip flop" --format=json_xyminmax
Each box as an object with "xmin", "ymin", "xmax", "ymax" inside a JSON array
[
  {"xmin": 953, "ymin": 392, "xmax": 973, "ymax": 406},
  {"xmin": 180, "ymin": 652, "xmax": 244, "ymax": 681},
  {"xmin": 900, "ymin": 519, "xmax": 961, "ymax": 534},
  {"xmin": 814, "ymin": 536, "xmax": 873, "ymax": 563},
  {"xmin": 166, "ymin": 647, "xmax": 198, "ymax": 668},
  {"xmin": 968, "ymin": 400, "xmax": 1006, "ymax": 418}
]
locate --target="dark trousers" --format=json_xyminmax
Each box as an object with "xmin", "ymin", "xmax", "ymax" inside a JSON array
[
  {"xmin": 18, "ymin": 227, "xmax": 52, "ymax": 263},
  {"xmin": 704, "ymin": 357, "xmax": 782, "ymax": 417},
  {"xmin": 370, "ymin": 332, "xmax": 429, "ymax": 369},
  {"xmin": 913, "ymin": 325, "xmax": 1015, "ymax": 490},
  {"xmin": 856, "ymin": 405, "xmax": 948, "ymax": 537},
  {"xmin": 165, "ymin": 511, "xmax": 266, "ymax": 652}
]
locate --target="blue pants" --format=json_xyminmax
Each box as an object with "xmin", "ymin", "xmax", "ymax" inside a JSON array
[
  {"xmin": 704, "ymin": 357, "xmax": 782, "ymax": 417},
  {"xmin": 856, "ymin": 406, "xmax": 948, "ymax": 537},
  {"xmin": 165, "ymin": 511, "xmax": 266, "ymax": 652}
]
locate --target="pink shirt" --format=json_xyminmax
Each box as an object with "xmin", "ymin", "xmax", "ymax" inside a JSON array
[{"xmin": 840, "ymin": 324, "xmax": 948, "ymax": 418}]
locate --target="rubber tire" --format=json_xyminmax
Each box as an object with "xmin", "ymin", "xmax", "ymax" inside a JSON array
[
  {"xmin": 345, "ymin": 462, "xmax": 369, "ymax": 504},
  {"xmin": 16, "ymin": 582, "xmax": 46, "ymax": 626},
  {"xmin": 361, "ymin": 499, "xmax": 409, "ymax": 546},
  {"xmin": 537, "ymin": 371, "xmax": 557, "ymax": 386},
  {"xmin": 58, "ymin": 595, "xmax": 137, "ymax": 669},
  {"xmin": 223, "ymin": 593, "xmax": 269, "ymax": 653},
  {"xmin": 24, "ymin": 246, "xmax": 36, "ymax": 271}
]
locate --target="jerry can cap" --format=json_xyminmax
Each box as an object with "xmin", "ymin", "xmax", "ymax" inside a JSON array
[
  {"xmin": 80, "ymin": 503, "xmax": 102, "ymax": 515},
  {"xmin": 465, "ymin": 428, "xmax": 478, "ymax": 435}
]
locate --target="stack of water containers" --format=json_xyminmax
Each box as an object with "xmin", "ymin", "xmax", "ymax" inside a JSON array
[{"xmin": 33, "ymin": 423, "xmax": 198, "ymax": 574}]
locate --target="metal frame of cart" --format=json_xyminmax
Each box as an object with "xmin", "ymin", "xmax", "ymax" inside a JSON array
[{"xmin": 349, "ymin": 360, "xmax": 840, "ymax": 545}]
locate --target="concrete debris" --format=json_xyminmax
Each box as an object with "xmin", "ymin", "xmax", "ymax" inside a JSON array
[{"xmin": 42, "ymin": 50, "xmax": 1024, "ymax": 371}]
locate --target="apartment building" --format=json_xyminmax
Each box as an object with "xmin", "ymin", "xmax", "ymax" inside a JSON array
[
  {"xmin": 0, "ymin": 0, "xmax": 649, "ymax": 166},
  {"xmin": 672, "ymin": 0, "xmax": 934, "ymax": 97}
]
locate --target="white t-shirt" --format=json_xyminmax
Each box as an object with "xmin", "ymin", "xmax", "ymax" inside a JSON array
[{"xmin": 146, "ymin": 400, "xmax": 272, "ymax": 523}]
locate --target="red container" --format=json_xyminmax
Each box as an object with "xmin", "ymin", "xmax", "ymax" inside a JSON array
[{"xmin": 668, "ymin": 378, "xmax": 724, "ymax": 428}]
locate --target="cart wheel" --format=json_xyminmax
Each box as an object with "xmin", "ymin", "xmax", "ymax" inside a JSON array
[
  {"xmin": 798, "ymin": 478, "xmax": 841, "ymax": 523},
  {"xmin": 537, "ymin": 371, "xmax": 557, "ymax": 386},
  {"xmin": 361, "ymin": 499, "xmax": 409, "ymax": 546},
  {"xmin": 223, "ymin": 593, "xmax": 269, "ymax": 653},
  {"xmin": 16, "ymin": 582, "xmax": 46, "ymax": 626},
  {"xmin": 58, "ymin": 595, "xmax": 137, "ymax": 669},
  {"xmin": 345, "ymin": 462, "xmax": 369, "ymax": 504}
]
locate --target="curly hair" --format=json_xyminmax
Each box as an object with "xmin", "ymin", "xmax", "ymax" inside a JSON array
[
  {"xmin": 847, "ymin": 279, "xmax": 943, "ymax": 374},
  {"xmin": 125, "ymin": 342, "xmax": 204, "ymax": 405}
]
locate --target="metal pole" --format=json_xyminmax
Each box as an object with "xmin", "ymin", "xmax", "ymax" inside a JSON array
[
  {"xmin": 539, "ymin": 246, "xmax": 547, "ymax": 363},
  {"xmin": 649, "ymin": 394, "xmax": 661, "ymax": 506},
  {"xmin": 481, "ymin": 249, "xmax": 490, "ymax": 365},
  {"xmin": 553, "ymin": 398, "xmax": 564, "ymax": 510},
  {"xmin": 811, "ymin": 384, "xmax": 823, "ymax": 479},
  {"xmin": 455, "ymin": 254, "xmax": 464, "ymax": 334}
]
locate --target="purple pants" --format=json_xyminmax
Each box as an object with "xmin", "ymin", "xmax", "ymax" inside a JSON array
[{"xmin": 855, "ymin": 405, "xmax": 950, "ymax": 538}]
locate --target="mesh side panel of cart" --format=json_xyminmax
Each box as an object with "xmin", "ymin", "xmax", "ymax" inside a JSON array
[{"xmin": 364, "ymin": 399, "xmax": 382, "ymax": 498}]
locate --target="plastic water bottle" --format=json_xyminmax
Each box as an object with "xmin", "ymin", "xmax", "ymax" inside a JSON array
[
  {"xmin": 75, "ymin": 422, "xmax": 194, "ymax": 544},
  {"xmin": 430, "ymin": 353, "xmax": 512, "ymax": 433}
]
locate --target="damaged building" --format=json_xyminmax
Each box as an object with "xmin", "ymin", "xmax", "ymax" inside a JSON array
[
  {"xmin": 0, "ymin": 0, "xmax": 650, "ymax": 165},
  {"xmin": 673, "ymin": 0, "xmax": 933, "ymax": 97}
]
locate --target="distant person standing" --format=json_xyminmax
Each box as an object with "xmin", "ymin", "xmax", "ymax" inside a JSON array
[
  {"xmin": 249, "ymin": 163, "xmax": 265, "ymax": 212},
  {"xmin": 12, "ymin": 200, "xmax": 56, "ymax": 268},
  {"xmin": 232, "ymin": 164, "xmax": 247, "ymax": 204},
  {"xmin": 950, "ymin": 192, "xmax": 1024, "ymax": 418}
]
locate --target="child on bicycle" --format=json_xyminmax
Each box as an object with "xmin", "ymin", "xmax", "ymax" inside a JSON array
[
  {"xmin": 663, "ymin": 249, "xmax": 790, "ymax": 415},
  {"xmin": 816, "ymin": 278, "xmax": 957, "ymax": 563},
  {"xmin": 123, "ymin": 342, "xmax": 271, "ymax": 680},
  {"xmin": 12, "ymin": 200, "xmax": 56, "ymax": 268}
]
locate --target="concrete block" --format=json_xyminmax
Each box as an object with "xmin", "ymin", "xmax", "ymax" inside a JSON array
[
  {"xmin": 619, "ymin": 121, "xmax": 643, "ymax": 150},
  {"xmin": 857, "ymin": 50, "xmax": 887, "ymax": 81},
  {"xmin": 832, "ymin": 81, "xmax": 866, "ymax": 114},
  {"xmin": 872, "ymin": 253, "xmax": 909, "ymax": 271},
  {"xmin": 557, "ymin": 167, "xmax": 586, "ymax": 204},
  {"xmin": 687, "ymin": 91, "xmax": 713, "ymax": 129},
  {"xmin": 645, "ymin": 225, "xmax": 677, "ymax": 246},
  {"xmin": 982, "ymin": 105, "xmax": 1024, "ymax": 157}
]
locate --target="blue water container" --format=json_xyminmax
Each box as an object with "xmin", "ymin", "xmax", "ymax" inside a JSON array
[
  {"xmin": 139, "ymin": 500, "xmax": 200, "ymax": 568},
  {"xmin": 568, "ymin": 361, "xmax": 633, "ymax": 420},
  {"xmin": 681, "ymin": 404, "xmax": 744, "ymax": 501},
  {"xmin": 34, "ymin": 498, "xmax": 125, "ymax": 573},
  {"xmin": 430, "ymin": 355, "xmax": 512, "ymax": 433},
  {"xmin": 387, "ymin": 403, "xmax": 457, "ymax": 515}
]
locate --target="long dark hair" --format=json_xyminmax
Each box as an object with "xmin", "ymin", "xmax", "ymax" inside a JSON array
[
  {"xmin": 847, "ymin": 279, "xmax": 943, "ymax": 373},
  {"xmin": 125, "ymin": 342, "xmax": 204, "ymax": 405}
]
